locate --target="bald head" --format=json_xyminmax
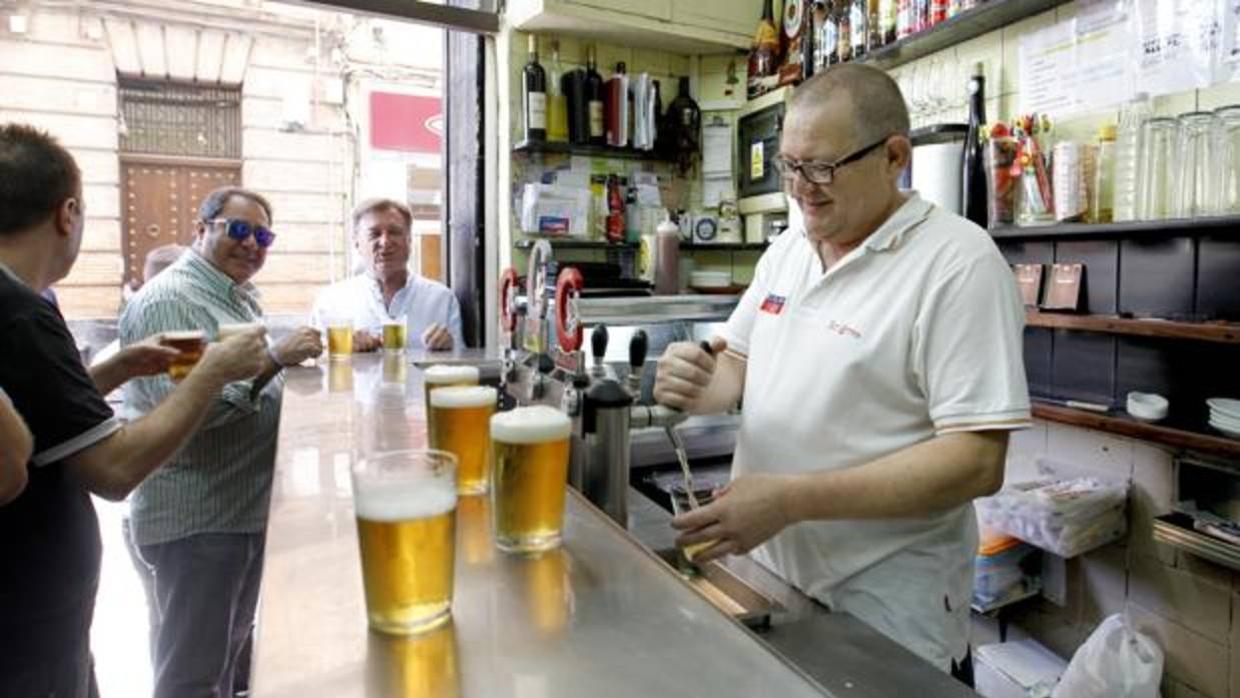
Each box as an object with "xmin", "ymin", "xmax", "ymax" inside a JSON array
[{"xmin": 788, "ymin": 64, "xmax": 910, "ymax": 149}]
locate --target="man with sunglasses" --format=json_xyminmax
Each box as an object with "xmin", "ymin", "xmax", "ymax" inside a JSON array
[
  {"xmin": 119, "ymin": 186, "xmax": 323, "ymax": 698},
  {"xmin": 655, "ymin": 64, "xmax": 1029, "ymax": 685}
]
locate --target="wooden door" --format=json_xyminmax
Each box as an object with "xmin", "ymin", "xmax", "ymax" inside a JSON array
[{"xmin": 121, "ymin": 159, "xmax": 240, "ymax": 289}]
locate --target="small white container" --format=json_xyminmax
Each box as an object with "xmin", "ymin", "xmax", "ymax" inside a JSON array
[{"xmin": 1125, "ymin": 391, "xmax": 1168, "ymax": 422}]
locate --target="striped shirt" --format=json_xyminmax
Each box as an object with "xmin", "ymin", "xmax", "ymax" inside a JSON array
[{"xmin": 119, "ymin": 249, "xmax": 285, "ymax": 547}]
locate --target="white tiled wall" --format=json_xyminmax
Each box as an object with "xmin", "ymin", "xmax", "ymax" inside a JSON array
[{"xmin": 1001, "ymin": 420, "xmax": 1238, "ymax": 698}]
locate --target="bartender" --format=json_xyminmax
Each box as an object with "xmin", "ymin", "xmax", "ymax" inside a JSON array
[{"xmin": 654, "ymin": 63, "xmax": 1030, "ymax": 685}]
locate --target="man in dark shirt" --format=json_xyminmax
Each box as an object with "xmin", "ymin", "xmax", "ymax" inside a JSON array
[{"xmin": 0, "ymin": 123, "xmax": 269, "ymax": 697}]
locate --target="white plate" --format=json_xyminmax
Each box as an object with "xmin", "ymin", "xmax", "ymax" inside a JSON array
[
  {"xmin": 1206, "ymin": 398, "xmax": 1240, "ymax": 419},
  {"xmin": 1210, "ymin": 420, "xmax": 1240, "ymax": 439},
  {"xmin": 1210, "ymin": 411, "xmax": 1240, "ymax": 429}
]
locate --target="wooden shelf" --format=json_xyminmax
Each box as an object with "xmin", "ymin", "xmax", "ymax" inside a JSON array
[
  {"xmin": 1032, "ymin": 402, "xmax": 1240, "ymax": 459},
  {"xmin": 1026, "ymin": 311, "xmax": 1240, "ymax": 344},
  {"xmin": 990, "ymin": 215, "xmax": 1240, "ymax": 240},
  {"xmin": 513, "ymin": 140, "xmax": 672, "ymax": 162},
  {"xmin": 860, "ymin": 0, "xmax": 1072, "ymax": 71},
  {"xmin": 514, "ymin": 238, "xmax": 638, "ymax": 250},
  {"xmin": 681, "ymin": 242, "xmax": 767, "ymax": 252}
]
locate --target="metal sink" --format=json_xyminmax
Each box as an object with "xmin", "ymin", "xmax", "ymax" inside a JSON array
[{"xmin": 652, "ymin": 547, "xmax": 781, "ymax": 631}]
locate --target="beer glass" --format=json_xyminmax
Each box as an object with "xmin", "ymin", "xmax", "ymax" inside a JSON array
[
  {"xmin": 670, "ymin": 485, "xmax": 719, "ymax": 571},
  {"xmin": 490, "ymin": 406, "xmax": 572, "ymax": 553},
  {"xmin": 1218, "ymin": 106, "xmax": 1240, "ymax": 214},
  {"xmin": 1175, "ymin": 111, "xmax": 1222, "ymax": 218},
  {"xmin": 326, "ymin": 317, "xmax": 354, "ymax": 358},
  {"xmin": 351, "ymin": 449, "xmax": 458, "ymax": 635},
  {"xmin": 421, "ymin": 365, "xmax": 479, "ymax": 436},
  {"xmin": 383, "ymin": 317, "xmax": 408, "ymax": 353},
  {"xmin": 429, "ymin": 386, "xmax": 497, "ymax": 495},
  {"xmin": 161, "ymin": 330, "xmax": 206, "ymax": 382}
]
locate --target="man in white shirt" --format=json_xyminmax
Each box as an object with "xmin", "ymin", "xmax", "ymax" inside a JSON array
[
  {"xmin": 654, "ymin": 64, "xmax": 1030, "ymax": 684},
  {"xmin": 312, "ymin": 199, "xmax": 463, "ymax": 352}
]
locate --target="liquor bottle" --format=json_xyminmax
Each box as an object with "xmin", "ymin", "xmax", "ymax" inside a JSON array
[
  {"xmin": 605, "ymin": 175, "xmax": 625, "ymax": 243},
  {"xmin": 666, "ymin": 76, "xmax": 701, "ymax": 172},
  {"xmin": 747, "ymin": 0, "xmax": 780, "ymax": 99},
  {"xmin": 882, "ymin": 0, "xmax": 898, "ymax": 45},
  {"xmin": 522, "ymin": 35, "xmax": 547, "ymax": 143},
  {"xmin": 823, "ymin": 1, "xmax": 840, "ymax": 65},
  {"xmin": 867, "ymin": 0, "xmax": 883, "ymax": 51},
  {"xmin": 896, "ymin": 0, "xmax": 912, "ymax": 40},
  {"xmin": 585, "ymin": 46, "xmax": 606, "ymax": 146},
  {"xmin": 962, "ymin": 62, "xmax": 987, "ymax": 227},
  {"xmin": 837, "ymin": 0, "xmax": 852, "ymax": 63},
  {"xmin": 546, "ymin": 40, "xmax": 568, "ymax": 143},
  {"xmin": 930, "ymin": 0, "xmax": 948, "ymax": 26},
  {"xmin": 811, "ymin": 2, "xmax": 829, "ymax": 70},
  {"xmin": 850, "ymin": 0, "xmax": 868, "ymax": 59}
]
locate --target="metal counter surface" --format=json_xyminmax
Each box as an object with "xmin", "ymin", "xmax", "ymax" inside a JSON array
[{"xmin": 251, "ymin": 352, "xmax": 831, "ymax": 698}]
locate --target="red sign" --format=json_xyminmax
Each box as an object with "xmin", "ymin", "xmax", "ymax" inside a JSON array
[{"xmin": 369, "ymin": 91, "xmax": 443, "ymax": 153}]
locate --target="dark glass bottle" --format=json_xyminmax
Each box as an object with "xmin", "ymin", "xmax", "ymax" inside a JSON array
[
  {"xmin": 585, "ymin": 45, "xmax": 605, "ymax": 146},
  {"xmin": 963, "ymin": 62, "xmax": 988, "ymax": 227},
  {"xmin": 522, "ymin": 35, "xmax": 547, "ymax": 143},
  {"xmin": 667, "ymin": 76, "xmax": 701, "ymax": 173}
]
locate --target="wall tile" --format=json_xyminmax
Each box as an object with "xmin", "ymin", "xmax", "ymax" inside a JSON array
[
  {"xmin": 1045, "ymin": 423, "xmax": 1134, "ymax": 480},
  {"xmin": 1129, "ymin": 553, "xmax": 1231, "ymax": 644},
  {"xmin": 1127, "ymin": 602, "xmax": 1228, "ymax": 698}
]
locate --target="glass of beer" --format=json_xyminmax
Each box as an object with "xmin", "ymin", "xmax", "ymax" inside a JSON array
[
  {"xmin": 670, "ymin": 485, "xmax": 719, "ymax": 572},
  {"xmin": 429, "ymin": 386, "xmax": 497, "ymax": 495},
  {"xmin": 421, "ymin": 365, "xmax": 479, "ymax": 435},
  {"xmin": 161, "ymin": 330, "xmax": 206, "ymax": 382},
  {"xmin": 351, "ymin": 449, "xmax": 458, "ymax": 635},
  {"xmin": 326, "ymin": 317, "xmax": 354, "ymax": 359},
  {"xmin": 383, "ymin": 317, "xmax": 408, "ymax": 353},
  {"xmin": 490, "ymin": 406, "xmax": 572, "ymax": 553}
]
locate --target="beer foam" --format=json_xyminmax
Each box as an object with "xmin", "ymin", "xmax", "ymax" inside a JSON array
[
  {"xmin": 489, "ymin": 405, "xmax": 571, "ymax": 444},
  {"xmin": 430, "ymin": 385, "xmax": 497, "ymax": 408},
  {"xmin": 163, "ymin": 330, "xmax": 205, "ymax": 340},
  {"xmin": 424, "ymin": 364, "xmax": 480, "ymax": 384},
  {"xmin": 354, "ymin": 478, "xmax": 456, "ymax": 522}
]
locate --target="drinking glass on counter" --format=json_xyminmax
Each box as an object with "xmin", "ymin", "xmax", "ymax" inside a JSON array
[
  {"xmin": 421, "ymin": 365, "xmax": 480, "ymax": 434},
  {"xmin": 429, "ymin": 386, "xmax": 497, "ymax": 495},
  {"xmin": 1175, "ymin": 111, "xmax": 1222, "ymax": 218},
  {"xmin": 1218, "ymin": 106, "xmax": 1240, "ymax": 214},
  {"xmin": 1137, "ymin": 117, "xmax": 1179, "ymax": 220},
  {"xmin": 325, "ymin": 317, "xmax": 354, "ymax": 358},
  {"xmin": 160, "ymin": 330, "xmax": 206, "ymax": 382},
  {"xmin": 351, "ymin": 449, "xmax": 458, "ymax": 635},
  {"xmin": 490, "ymin": 406, "xmax": 572, "ymax": 553}
]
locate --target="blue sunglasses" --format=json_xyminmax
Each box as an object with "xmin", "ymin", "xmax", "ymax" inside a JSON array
[{"xmin": 208, "ymin": 218, "xmax": 277, "ymax": 248}]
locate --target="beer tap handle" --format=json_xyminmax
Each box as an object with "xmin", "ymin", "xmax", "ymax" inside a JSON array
[
  {"xmin": 627, "ymin": 330, "xmax": 648, "ymax": 397},
  {"xmin": 698, "ymin": 339, "xmax": 715, "ymax": 357},
  {"xmin": 590, "ymin": 324, "xmax": 609, "ymax": 378}
]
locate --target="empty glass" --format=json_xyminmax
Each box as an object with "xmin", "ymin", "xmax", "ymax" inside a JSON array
[
  {"xmin": 1175, "ymin": 111, "xmax": 1222, "ymax": 218},
  {"xmin": 1137, "ymin": 117, "xmax": 1180, "ymax": 220},
  {"xmin": 1216, "ymin": 106, "xmax": 1240, "ymax": 214}
]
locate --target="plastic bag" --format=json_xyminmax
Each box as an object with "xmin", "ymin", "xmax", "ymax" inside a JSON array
[{"xmin": 1052, "ymin": 613, "xmax": 1163, "ymax": 698}]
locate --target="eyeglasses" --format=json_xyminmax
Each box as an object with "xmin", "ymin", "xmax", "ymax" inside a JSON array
[
  {"xmin": 773, "ymin": 136, "xmax": 891, "ymax": 185},
  {"xmin": 207, "ymin": 219, "xmax": 277, "ymax": 248}
]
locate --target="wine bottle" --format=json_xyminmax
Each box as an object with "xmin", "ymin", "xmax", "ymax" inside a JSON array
[
  {"xmin": 747, "ymin": 0, "xmax": 780, "ymax": 99},
  {"xmin": 522, "ymin": 35, "xmax": 547, "ymax": 143},
  {"xmin": 546, "ymin": 40, "xmax": 568, "ymax": 143},
  {"xmin": 837, "ymin": 0, "xmax": 852, "ymax": 63},
  {"xmin": 585, "ymin": 45, "xmax": 605, "ymax": 146},
  {"xmin": 962, "ymin": 62, "xmax": 987, "ymax": 227}
]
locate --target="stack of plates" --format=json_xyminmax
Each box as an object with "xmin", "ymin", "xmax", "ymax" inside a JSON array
[{"xmin": 1207, "ymin": 398, "xmax": 1240, "ymax": 439}]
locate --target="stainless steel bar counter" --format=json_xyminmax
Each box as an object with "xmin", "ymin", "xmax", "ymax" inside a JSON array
[{"xmin": 252, "ymin": 352, "xmax": 974, "ymax": 698}]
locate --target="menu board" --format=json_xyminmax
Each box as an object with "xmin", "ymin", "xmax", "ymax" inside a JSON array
[{"xmin": 1020, "ymin": 0, "xmax": 1235, "ymax": 118}]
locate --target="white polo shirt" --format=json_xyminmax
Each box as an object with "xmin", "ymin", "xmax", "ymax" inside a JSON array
[
  {"xmin": 721, "ymin": 193, "xmax": 1030, "ymax": 671},
  {"xmin": 312, "ymin": 273, "xmax": 464, "ymax": 350}
]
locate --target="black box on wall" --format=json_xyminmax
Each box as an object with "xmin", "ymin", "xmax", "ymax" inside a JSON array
[
  {"xmin": 1050, "ymin": 330, "xmax": 1115, "ymax": 406},
  {"xmin": 1195, "ymin": 236, "xmax": 1240, "ymax": 321},
  {"xmin": 1118, "ymin": 237, "xmax": 1196, "ymax": 319},
  {"xmin": 1055, "ymin": 239, "xmax": 1118, "ymax": 314}
]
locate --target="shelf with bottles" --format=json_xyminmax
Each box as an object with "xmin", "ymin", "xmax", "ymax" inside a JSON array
[
  {"xmin": 512, "ymin": 140, "xmax": 676, "ymax": 162},
  {"xmin": 988, "ymin": 215, "xmax": 1240, "ymax": 241},
  {"xmin": 513, "ymin": 237, "xmax": 639, "ymax": 251},
  {"xmin": 679, "ymin": 241, "xmax": 768, "ymax": 252}
]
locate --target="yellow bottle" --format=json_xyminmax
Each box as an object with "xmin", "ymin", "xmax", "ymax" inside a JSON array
[{"xmin": 546, "ymin": 40, "xmax": 569, "ymax": 143}]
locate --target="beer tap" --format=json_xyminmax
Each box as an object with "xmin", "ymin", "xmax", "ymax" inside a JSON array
[
  {"xmin": 590, "ymin": 324, "xmax": 609, "ymax": 380},
  {"xmin": 625, "ymin": 330, "xmax": 647, "ymax": 398}
]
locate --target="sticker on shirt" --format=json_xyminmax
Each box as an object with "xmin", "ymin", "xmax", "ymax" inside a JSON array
[
  {"xmin": 759, "ymin": 293, "xmax": 786, "ymax": 315},
  {"xmin": 826, "ymin": 319, "xmax": 863, "ymax": 340}
]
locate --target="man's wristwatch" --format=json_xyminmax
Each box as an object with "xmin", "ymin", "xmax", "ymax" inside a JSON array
[{"xmin": 266, "ymin": 346, "xmax": 285, "ymax": 371}]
